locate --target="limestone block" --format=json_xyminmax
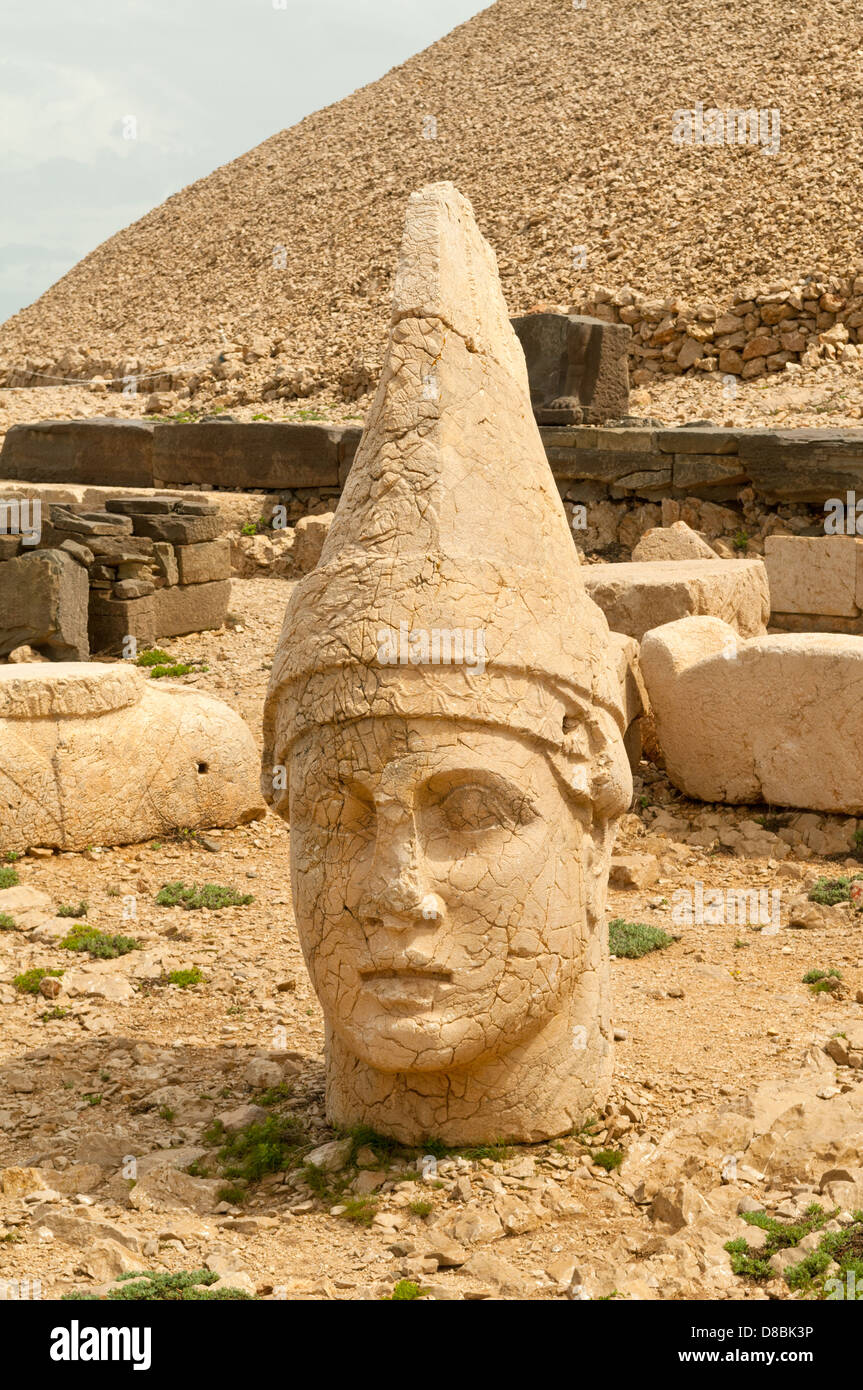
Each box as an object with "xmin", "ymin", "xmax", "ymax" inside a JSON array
[
  {"xmin": 0, "ymin": 662, "xmax": 265, "ymax": 852},
  {"xmin": 0, "ymin": 548, "xmax": 89, "ymax": 660},
  {"xmin": 155, "ymin": 579, "xmax": 230, "ymax": 639},
  {"xmin": 89, "ymin": 591, "xmax": 156, "ymax": 655},
  {"xmin": 632, "ymin": 521, "xmax": 718, "ymax": 563},
  {"xmin": 581, "ymin": 559, "xmax": 769, "ymax": 641},
  {"xmin": 130, "ymin": 512, "xmax": 222, "ymax": 546},
  {"xmin": 152, "ymin": 421, "xmax": 361, "ymax": 490},
  {"xmin": 0, "ymin": 419, "xmax": 155, "ymax": 488},
  {"xmin": 640, "ymin": 616, "xmax": 863, "ymax": 812},
  {"xmin": 292, "ymin": 513, "xmax": 334, "ymax": 575},
  {"xmin": 764, "ymin": 535, "xmax": 863, "ymax": 617},
  {"xmin": 262, "ymin": 183, "xmax": 632, "ymax": 1145},
  {"xmin": 175, "ymin": 538, "xmax": 231, "ymax": 585}
]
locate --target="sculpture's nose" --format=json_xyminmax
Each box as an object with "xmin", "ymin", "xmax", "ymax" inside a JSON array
[{"xmin": 358, "ymin": 799, "xmax": 439, "ymax": 928}]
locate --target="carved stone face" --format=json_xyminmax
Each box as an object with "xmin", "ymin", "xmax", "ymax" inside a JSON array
[{"xmin": 288, "ymin": 716, "xmax": 589, "ymax": 1074}]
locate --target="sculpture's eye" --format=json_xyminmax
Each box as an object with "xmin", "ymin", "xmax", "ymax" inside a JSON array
[{"xmin": 437, "ymin": 783, "xmax": 522, "ymax": 833}]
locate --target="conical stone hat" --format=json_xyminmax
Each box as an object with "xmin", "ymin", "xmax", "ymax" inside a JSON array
[{"xmin": 263, "ymin": 182, "xmax": 628, "ymax": 813}]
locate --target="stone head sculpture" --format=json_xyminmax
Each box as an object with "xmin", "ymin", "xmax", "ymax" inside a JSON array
[{"xmin": 263, "ymin": 183, "xmax": 632, "ymax": 1144}]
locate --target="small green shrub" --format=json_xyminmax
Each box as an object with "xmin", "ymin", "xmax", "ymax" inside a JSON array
[
  {"xmin": 60, "ymin": 924, "xmax": 141, "ymax": 958},
  {"xmin": 62, "ymin": 1269, "xmax": 255, "ymax": 1301},
  {"xmin": 408, "ymin": 1199, "xmax": 433, "ymax": 1218},
  {"xmin": 166, "ymin": 967, "xmax": 205, "ymax": 988},
  {"xmin": 134, "ymin": 648, "xmax": 171, "ymax": 668},
  {"xmin": 0, "ymin": 912, "xmax": 17, "ymax": 931},
  {"xmin": 0, "ymin": 866, "xmax": 20, "ymax": 890},
  {"xmin": 609, "ymin": 918, "xmax": 673, "ymax": 958},
  {"xmin": 210, "ymin": 1114, "xmax": 309, "ymax": 1183},
  {"xmin": 13, "ymin": 967, "xmax": 63, "ymax": 994},
  {"xmin": 593, "ymin": 1149, "xmax": 624, "ymax": 1172},
  {"xmin": 383, "ymin": 1280, "xmax": 427, "ymax": 1301},
  {"xmin": 803, "ymin": 967, "xmax": 843, "ymax": 994},
  {"xmin": 808, "ymin": 875, "xmax": 863, "ymax": 906},
  {"xmin": 156, "ymin": 881, "xmax": 254, "ymax": 910},
  {"xmin": 57, "ymin": 901, "xmax": 88, "ymax": 918}
]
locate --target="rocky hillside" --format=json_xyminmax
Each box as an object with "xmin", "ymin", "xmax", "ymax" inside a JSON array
[{"xmin": 2, "ymin": 0, "xmax": 862, "ymax": 398}]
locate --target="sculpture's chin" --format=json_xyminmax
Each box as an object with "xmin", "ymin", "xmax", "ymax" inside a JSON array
[{"xmin": 333, "ymin": 1009, "xmax": 499, "ymax": 1074}]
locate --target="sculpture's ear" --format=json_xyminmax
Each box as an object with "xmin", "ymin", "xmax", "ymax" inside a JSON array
[{"xmin": 555, "ymin": 706, "xmax": 633, "ymax": 823}]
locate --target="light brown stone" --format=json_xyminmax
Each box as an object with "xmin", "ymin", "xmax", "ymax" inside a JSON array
[
  {"xmin": 262, "ymin": 183, "xmax": 632, "ymax": 1144},
  {"xmin": 0, "ymin": 662, "xmax": 265, "ymax": 852},
  {"xmin": 582, "ymin": 559, "xmax": 769, "ymax": 641},
  {"xmin": 292, "ymin": 512, "xmax": 334, "ymax": 575},
  {"xmin": 764, "ymin": 534, "xmax": 863, "ymax": 618},
  {"xmin": 641, "ymin": 615, "xmax": 863, "ymax": 811},
  {"xmin": 175, "ymin": 538, "xmax": 231, "ymax": 585},
  {"xmin": 632, "ymin": 521, "xmax": 718, "ymax": 563}
]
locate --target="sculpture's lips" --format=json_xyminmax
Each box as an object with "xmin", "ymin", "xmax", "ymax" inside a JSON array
[{"xmin": 359, "ymin": 967, "xmax": 454, "ymax": 1010}]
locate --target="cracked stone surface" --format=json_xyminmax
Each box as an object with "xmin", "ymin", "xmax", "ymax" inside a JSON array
[
  {"xmin": 641, "ymin": 615, "xmax": 863, "ymax": 812},
  {"xmin": 0, "ymin": 662, "xmax": 266, "ymax": 852},
  {"xmin": 262, "ymin": 183, "xmax": 632, "ymax": 1143}
]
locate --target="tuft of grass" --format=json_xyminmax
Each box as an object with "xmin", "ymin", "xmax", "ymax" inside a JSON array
[
  {"xmin": 165, "ymin": 967, "xmax": 205, "ymax": 989},
  {"xmin": 609, "ymin": 918, "xmax": 673, "ymax": 958},
  {"xmin": 3, "ymin": 851, "xmax": 20, "ymax": 862},
  {"xmin": 0, "ymin": 912, "xmax": 17, "ymax": 931},
  {"xmin": 156, "ymin": 881, "xmax": 254, "ymax": 911},
  {"xmin": 0, "ymin": 866, "xmax": 20, "ymax": 890},
  {"xmin": 408, "ymin": 1199, "xmax": 434, "ymax": 1218},
  {"xmin": 209, "ymin": 1114, "xmax": 310, "ymax": 1184},
  {"xmin": 803, "ymin": 967, "xmax": 843, "ymax": 995},
  {"xmin": 733, "ymin": 530, "xmax": 749, "ymax": 552},
  {"xmin": 134, "ymin": 648, "xmax": 171, "ymax": 667},
  {"xmin": 61, "ymin": 1270, "xmax": 255, "ymax": 1301},
  {"xmin": 60, "ymin": 924, "xmax": 141, "ymax": 958},
  {"xmin": 13, "ymin": 967, "xmax": 63, "ymax": 995},
  {"xmin": 216, "ymin": 1184, "xmax": 247, "ymax": 1207},
  {"xmin": 593, "ymin": 1149, "xmax": 624, "ymax": 1172},
  {"xmin": 40, "ymin": 1006, "xmax": 69, "ymax": 1021},
  {"xmin": 808, "ymin": 875, "xmax": 863, "ymax": 906},
  {"xmin": 340, "ymin": 1197, "xmax": 377, "ymax": 1226},
  {"xmin": 57, "ymin": 901, "xmax": 88, "ymax": 918},
  {"xmin": 383, "ymin": 1279, "xmax": 428, "ymax": 1301}
]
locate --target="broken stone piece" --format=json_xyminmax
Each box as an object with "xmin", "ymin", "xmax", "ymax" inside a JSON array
[
  {"xmin": 632, "ymin": 520, "xmax": 718, "ymax": 563},
  {"xmin": 581, "ymin": 558, "xmax": 769, "ymax": 641},
  {"xmin": 0, "ymin": 662, "xmax": 265, "ymax": 852},
  {"xmin": 640, "ymin": 615, "xmax": 863, "ymax": 812}
]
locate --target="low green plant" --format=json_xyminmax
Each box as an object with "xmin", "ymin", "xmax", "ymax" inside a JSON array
[
  {"xmin": 733, "ymin": 530, "xmax": 749, "ymax": 552},
  {"xmin": 60, "ymin": 924, "xmax": 141, "ymax": 958},
  {"xmin": 808, "ymin": 875, "xmax": 863, "ymax": 906},
  {"xmin": 156, "ymin": 881, "xmax": 254, "ymax": 910},
  {"xmin": 166, "ymin": 967, "xmax": 205, "ymax": 988},
  {"xmin": 134, "ymin": 648, "xmax": 171, "ymax": 668},
  {"xmin": 609, "ymin": 918, "xmax": 673, "ymax": 958},
  {"xmin": 0, "ymin": 866, "xmax": 20, "ymax": 890},
  {"xmin": 57, "ymin": 901, "xmax": 88, "ymax": 918},
  {"xmin": 803, "ymin": 967, "xmax": 843, "ymax": 994},
  {"xmin": 61, "ymin": 1270, "xmax": 255, "ymax": 1301},
  {"xmin": 13, "ymin": 967, "xmax": 63, "ymax": 995},
  {"xmin": 408, "ymin": 1199, "xmax": 433, "ymax": 1218},
  {"xmin": 3, "ymin": 851, "xmax": 20, "ymax": 862},
  {"xmin": 340, "ymin": 1196, "xmax": 377, "ymax": 1226},
  {"xmin": 208, "ymin": 1114, "xmax": 310, "ymax": 1184},
  {"xmin": 593, "ymin": 1149, "xmax": 624, "ymax": 1172},
  {"xmin": 0, "ymin": 912, "xmax": 17, "ymax": 931},
  {"xmin": 383, "ymin": 1279, "xmax": 428, "ymax": 1301},
  {"xmin": 40, "ymin": 1006, "xmax": 70, "ymax": 1021}
]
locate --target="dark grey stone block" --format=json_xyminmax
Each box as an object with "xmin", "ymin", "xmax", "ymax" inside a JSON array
[
  {"xmin": 511, "ymin": 313, "xmax": 631, "ymax": 423},
  {"xmin": 0, "ymin": 419, "xmax": 155, "ymax": 487}
]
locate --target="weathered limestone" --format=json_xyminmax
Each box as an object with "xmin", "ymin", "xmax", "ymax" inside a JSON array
[
  {"xmin": 581, "ymin": 558, "xmax": 769, "ymax": 641},
  {"xmin": 262, "ymin": 182, "xmax": 632, "ymax": 1144},
  {"xmin": 0, "ymin": 663, "xmax": 265, "ymax": 852},
  {"xmin": 292, "ymin": 512, "xmax": 334, "ymax": 575},
  {"xmin": 0, "ymin": 419, "xmax": 155, "ymax": 488},
  {"xmin": 0, "ymin": 549, "xmax": 89, "ymax": 660},
  {"xmin": 632, "ymin": 521, "xmax": 718, "ymax": 563},
  {"xmin": 764, "ymin": 534, "xmax": 863, "ymax": 619},
  {"xmin": 640, "ymin": 616, "xmax": 863, "ymax": 812},
  {"xmin": 152, "ymin": 422, "xmax": 361, "ymax": 490},
  {"xmin": 511, "ymin": 313, "xmax": 631, "ymax": 424}
]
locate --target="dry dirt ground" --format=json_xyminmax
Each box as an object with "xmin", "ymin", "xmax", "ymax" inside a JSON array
[{"xmin": 1, "ymin": 577, "xmax": 861, "ymax": 1302}]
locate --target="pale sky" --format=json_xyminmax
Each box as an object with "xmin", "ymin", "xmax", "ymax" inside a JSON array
[{"xmin": 0, "ymin": 0, "xmax": 491, "ymax": 324}]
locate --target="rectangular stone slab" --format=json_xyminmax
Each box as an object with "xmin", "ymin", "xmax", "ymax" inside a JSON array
[
  {"xmin": 737, "ymin": 429, "xmax": 863, "ymax": 502},
  {"xmin": 0, "ymin": 549, "xmax": 90, "ymax": 659},
  {"xmin": 581, "ymin": 558, "xmax": 769, "ymax": 640},
  {"xmin": 175, "ymin": 539, "xmax": 231, "ymax": 585},
  {"xmin": 511, "ymin": 313, "xmax": 630, "ymax": 423},
  {"xmin": 764, "ymin": 535, "xmax": 863, "ymax": 617},
  {"xmin": 155, "ymin": 580, "xmax": 230, "ymax": 638},
  {"xmin": 153, "ymin": 422, "xmax": 361, "ymax": 490},
  {"xmin": 0, "ymin": 419, "xmax": 155, "ymax": 488}
]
